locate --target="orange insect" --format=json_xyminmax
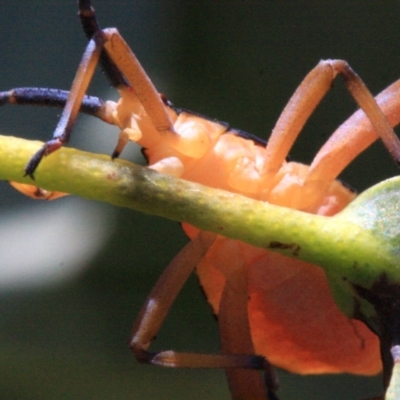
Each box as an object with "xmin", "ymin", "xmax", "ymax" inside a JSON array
[{"xmin": 4, "ymin": 1, "xmax": 400, "ymax": 399}]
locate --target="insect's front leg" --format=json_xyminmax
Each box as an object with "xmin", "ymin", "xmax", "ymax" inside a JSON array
[
  {"xmin": 78, "ymin": 0, "xmax": 128, "ymax": 89},
  {"xmin": 22, "ymin": 26, "xmax": 180, "ymax": 179},
  {"xmin": 24, "ymin": 33, "xmax": 105, "ymax": 178},
  {"xmin": 0, "ymin": 87, "xmax": 120, "ymax": 199},
  {"xmin": 100, "ymin": 29, "xmax": 178, "ymax": 145}
]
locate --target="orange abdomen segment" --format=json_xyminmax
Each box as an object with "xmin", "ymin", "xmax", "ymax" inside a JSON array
[
  {"xmin": 179, "ymin": 145, "xmax": 379, "ymax": 375},
  {"xmin": 172, "ymin": 120, "xmax": 379, "ymax": 375},
  {"xmin": 194, "ymin": 236, "xmax": 381, "ymax": 375}
]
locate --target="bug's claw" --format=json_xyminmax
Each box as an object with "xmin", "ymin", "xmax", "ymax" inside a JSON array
[
  {"xmin": 24, "ymin": 146, "xmax": 45, "ymax": 179},
  {"xmin": 111, "ymin": 149, "xmax": 120, "ymax": 159},
  {"xmin": 24, "ymin": 138, "xmax": 63, "ymax": 179}
]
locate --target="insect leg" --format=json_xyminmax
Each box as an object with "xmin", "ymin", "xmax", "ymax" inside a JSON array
[
  {"xmin": 3, "ymin": 87, "xmax": 120, "ymax": 199},
  {"xmin": 328, "ymin": 60, "xmax": 400, "ymax": 165},
  {"xmin": 78, "ymin": 0, "xmax": 128, "ymax": 89},
  {"xmin": 218, "ymin": 262, "xmax": 279, "ymax": 400},
  {"xmin": 307, "ymin": 77, "xmax": 400, "ymax": 185},
  {"xmin": 303, "ymin": 60, "xmax": 400, "ymax": 210},
  {"xmin": 99, "ymin": 29, "xmax": 199, "ymax": 156},
  {"xmin": 0, "ymin": 88, "xmax": 106, "ymax": 118},
  {"xmin": 100, "ymin": 29, "xmax": 215, "ymax": 159},
  {"xmin": 130, "ymin": 232, "xmax": 269, "ymax": 371},
  {"xmin": 263, "ymin": 61, "xmax": 338, "ymax": 175},
  {"xmin": 264, "ymin": 60, "xmax": 400, "ymax": 176},
  {"xmin": 24, "ymin": 33, "xmax": 104, "ymax": 178}
]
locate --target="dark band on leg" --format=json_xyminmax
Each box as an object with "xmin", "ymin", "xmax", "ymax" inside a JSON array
[
  {"xmin": 78, "ymin": 0, "xmax": 128, "ymax": 88},
  {"xmin": 0, "ymin": 87, "xmax": 104, "ymax": 116}
]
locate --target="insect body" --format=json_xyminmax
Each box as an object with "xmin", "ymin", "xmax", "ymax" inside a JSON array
[{"xmin": 4, "ymin": 1, "xmax": 400, "ymax": 399}]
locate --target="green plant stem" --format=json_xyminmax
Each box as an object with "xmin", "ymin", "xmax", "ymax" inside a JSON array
[{"xmin": 0, "ymin": 134, "xmax": 399, "ymax": 317}]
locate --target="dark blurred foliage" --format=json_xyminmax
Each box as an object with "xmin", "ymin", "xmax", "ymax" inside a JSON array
[{"xmin": 1, "ymin": 1, "xmax": 399, "ymax": 399}]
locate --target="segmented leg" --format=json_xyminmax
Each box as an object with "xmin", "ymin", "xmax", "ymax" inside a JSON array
[
  {"xmin": 78, "ymin": 0, "xmax": 128, "ymax": 89},
  {"xmin": 308, "ymin": 78, "xmax": 400, "ymax": 184},
  {"xmin": 101, "ymin": 29, "xmax": 177, "ymax": 139},
  {"xmin": 0, "ymin": 88, "xmax": 104, "ymax": 117},
  {"xmin": 24, "ymin": 25, "xmax": 178, "ymax": 177},
  {"xmin": 8, "ymin": 182, "xmax": 67, "ymax": 200},
  {"xmin": 25, "ymin": 33, "xmax": 104, "ymax": 177},
  {"xmin": 3, "ymin": 0, "xmax": 128, "ymax": 179},
  {"xmin": 130, "ymin": 232, "xmax": 272, "ymax": 374},
  {"xmin": 218, "ymin": 258, "xmax": 279, "ymax": 400},
  {"xmin": 0, "ymin": 86, "xmax": 118, "ymax": 199},
  {"xmin": 261, "ymin": 60, "xmax": 400, "ymax": 210},
  {"xmin": 264, "ymin": 60, "xmax": 400, "ymax": 176}
]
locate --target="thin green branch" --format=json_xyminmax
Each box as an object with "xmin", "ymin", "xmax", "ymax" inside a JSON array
[
  {"xmin": 0, "ymin": 134, "xmax": 399, "ymax": 317},
  {"xmin": 3, "ymin": 134, "xmax": 400, "ymax": 398}
]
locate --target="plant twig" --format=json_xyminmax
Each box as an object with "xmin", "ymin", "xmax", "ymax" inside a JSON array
[{"xmin": 0, "ymin": 134, "xmax": 399, "ymax": 317}]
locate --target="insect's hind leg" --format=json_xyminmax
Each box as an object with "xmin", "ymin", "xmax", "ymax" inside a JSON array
[
  {"xmin": 263, "ymin": 59, "xmax": 400, "ymax": 211},
  {"xmin": 218, "ymin": 257, "xmax": 279, "ymax": 399},
  {"xmin": 264, "ymin": 60, "xmax": 400, "ymax": 175},
  {"xmin": 330, "ymin": 60, "xmax": 400, "ymax": 164},
  {"xmin": 130, "ymin": 232, "xmax": 271, "ymax": 372},
  {"xmin": 304, "ymin": 60, "xmax": 400, "ymax": 208}
]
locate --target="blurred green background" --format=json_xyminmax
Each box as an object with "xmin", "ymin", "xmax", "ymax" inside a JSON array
[{"xmin": 0, "ymin": 1, "xmax": 399, "ymax": 399}]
